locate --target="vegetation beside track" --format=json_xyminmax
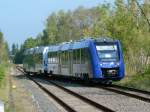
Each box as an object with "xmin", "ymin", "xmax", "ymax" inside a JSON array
[
  {"xmin": 0, "ymin": 65, "xmax": 6, "ymax": 85},
  {"xmin": 117, "ymin": 67, "xmax": 150, "ymax": 91},
  {"xmin": 0, "ymin": 31, "xmax": 9, "ymax": 111},
  {"xmin": 0, "ymin": 71, "xmax": 10, "ymax": 112},
  {"xmin": 0, "ymin": 66, "xmax": 9, "ymax": 112},
  {"xmin": 0, "ymin": 31, "xmax": 9, "ymax": 85}
]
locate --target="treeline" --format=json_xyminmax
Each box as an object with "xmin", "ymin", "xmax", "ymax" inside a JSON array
[
  {"xmin": 14, "ymin": 0, "xmax": 150, "ymax": 75},
  {"xmin": 0, "ymin": 31, "xmax": 9, "ymax": 83}
]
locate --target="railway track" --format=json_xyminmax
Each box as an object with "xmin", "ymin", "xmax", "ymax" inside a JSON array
[
  {"xmin": 28, "ymin": 76, "xmax": 77, "ymax": 112},
  {"xmin": 41, "ymin": 76, "xmax": 150, "ymax": 112},
  {"xmin": 110, "ymin": 84, "xmax": 150, "ymax": 95},
  {"xmin": 96, "ymin": 85, "xmax": 150, "ymax": 103},
  {"xmin": 16, "ymin": 65, "xmax": 150, "ymax": 111},
  {"xmin": 48, "ymin": 76, "xmax": 150, "ymax": 103},
  {"xmin": 16, "ymin": 66, "xmax": 114, "ymax": 112},
  {"xmin": 48, "ymin": 75, "xmax": 150, "ymax": 103}
]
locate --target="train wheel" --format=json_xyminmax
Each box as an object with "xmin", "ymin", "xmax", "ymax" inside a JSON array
[
  {"xmin": 26, "ymin": 72, "xmax": 30, "ymax": 75},
  {"xmin": 49, "ymin": 71, "xmax": 53, "ymax": 75},
  {"xmin": 83, "ymin": 74, "xmax": 90, "ymax": 84},
  {"xmin": 103, "ymin": 81, "xmax": 112, "ymax": 86},
  {"xmin": 33, "ymin": 73, "xmax": 36, "ymax": 75},
  {"xmin": 44, "ymin": 70, "xmax": 48, "ymax": 75},
  {"xmin": 107, "ymin": 81, "xmax": 112, "ymax": 85}
]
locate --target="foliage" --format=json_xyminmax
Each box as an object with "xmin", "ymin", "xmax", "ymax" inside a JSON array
[
  {"xmin": 0, "ymin": 65, "xmax": 5, "ymax": 84},
  {"xmin": 11, "ymin": 44, "xmax": 19, "ymax": 56},
  {"xmin": 14, "ymin": 0, "xmax": 150, "ymax": 77},
  {"xmin": 118, "ymin": 68, "xmax": 150, "ymax": 91},
  {"xmin": 0, "ymin": 31, "xmax": 9, "ymax": 84},
  {"xmin": 13, "ymin": 37, "xmax": 38, "ymax": 64}
]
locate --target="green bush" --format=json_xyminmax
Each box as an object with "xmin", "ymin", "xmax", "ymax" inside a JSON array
[
  {"xmin": 119, "ymin": 71, "xmax": 150, "ymax": 91},
  {"xmin": 0, "ymin": 65, "xmax": 6, "ymax": 85},
  {"xmin": 144, "ymin": 66, "xmax": 150, "ymax": 74}
]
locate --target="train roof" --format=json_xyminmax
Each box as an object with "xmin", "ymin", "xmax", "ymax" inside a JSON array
[
  {"xmin": 34, "ymin": 47, "xmax": 45, "ymax": 54},
  {"xmin": 48, "ymin": 38, "xmax": 92, "ymax": 52},
  {"xmin": 24, "ymin": 46, "xmax": 45, "ymax": 55},
  {"xmin": 47, "ymin": 37, "xmax": 118, "ymax": 52},
  {"xmin": 24, "ymin": 37, "xmax": 119, "ymax": 54},
  {"xmin": 94, "ymin": 37, "xmax": 115, "ymax": 42}
]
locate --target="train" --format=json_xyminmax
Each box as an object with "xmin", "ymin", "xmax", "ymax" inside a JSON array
[{"xmin": 23, "ymin": 37, "xmax": 125, "ymax": 83}]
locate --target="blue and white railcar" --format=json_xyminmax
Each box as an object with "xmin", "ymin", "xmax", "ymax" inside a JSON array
[
  {"xmin": 45, "ymin": 37, "xmax": 125, "ymax": 82},
  {"xmin": 23, "ymin": 46, "xmax": 49, "ymax": 74}
]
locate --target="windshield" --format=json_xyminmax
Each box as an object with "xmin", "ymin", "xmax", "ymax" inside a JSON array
[{"xmin": 96, "ymin": 44, "xmax": 119, "ymax": 62}]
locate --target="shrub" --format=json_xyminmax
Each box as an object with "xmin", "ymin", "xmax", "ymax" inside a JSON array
[{"xmin": 0, "ymin": 65, "xmax": 6, "ymax": 86}]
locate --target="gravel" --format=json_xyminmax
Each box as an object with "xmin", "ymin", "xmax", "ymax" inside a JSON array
[
  {"xmin": 54, "ymin": 80, "xmax": 150, "ymax": 112},
  {"xmin": 14, "ymin": 69, "xmax": 66, "ymax": 112},
  {"xmin": 34, "ymin": 78, "xmax": 102, "ymax": 112}
]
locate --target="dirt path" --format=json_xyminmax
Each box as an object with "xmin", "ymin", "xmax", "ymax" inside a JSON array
[{"xmin": 6, "ymin": 67, "xmax": 38, "ymax": 112}]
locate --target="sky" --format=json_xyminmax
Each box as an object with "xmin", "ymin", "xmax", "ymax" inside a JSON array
[{"xmin": 0, "ymin": 0, "xmax": 114, "ymax": 48}]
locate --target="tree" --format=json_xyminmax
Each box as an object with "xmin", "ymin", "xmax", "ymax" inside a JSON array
[
  {"xmin": 46, "ymin": 12, "xmax": 58, "ymax": 44},
  {"xmin": 11, "ymin": 44, "xmax": 18, "ymax": 55},
  {"xmin": 23, "ymin": 37, "xmax": 38, "ymax": 49},
  {"xmin": 0, "ymin": 31, "xmax": 9, "ymax": 83},
  {"xmin": 0, "ymin": 31, "xmax": 8, "ymax": 63}
]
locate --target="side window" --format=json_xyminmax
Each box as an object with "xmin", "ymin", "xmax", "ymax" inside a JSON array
[
  {"xmin": 60, "ymin": 52, "xmax": 62, "ymax": 64},
  {"xmin": 48, "ymin": 52, "xmax": 51, "ymax": 63},
  {"xmin": 28, "ymin": 54, "xmax": 34, "ymax": 66},
  {"xmin": 85, "ymin": 48, "xmax": 90, "ymax": 64},
  {"xmin": 48, "ymin": 52, "xmax": 58, "ymax": 64},
  {"xmin": 73, "ymin": 50, "xmax": 78, "ymax": 64},
  {"xmin": 64, "ymin": 51, "xmax": 69, "ymax": 65},
  {"xmin": 53, "ymin": 52, "xmax": 58, "ymax": 63},
  {"xmin": 76, "ymin": 49, "xmax": 80, "ymax": 64},
  {"xmin": 73, "ymin": 50, "xmax": 76, "ymax": 64},
  {"xmin": 81, "ymin": 49, "xmax": 85, "ymax": 64},
  {"xmin": 62, "ymin": 51, "xmax": 65, "ymax": 65},
  {"xmin": 34, "ymin": 53, "xmax": 42, "ymax": 64},
  {"xmin": 73, "ymin": 49, "xmax": 81, "ymax": 64},
  {"xmin": 65, "ymin": 51, "xmax": 67, "ymax": 65},
  {"xmin": 81, "ymin": 48, "xmax": 90, "ymax": 64},
  {"xmin": 40, "ymin": 53, "xmax": 43, "ymax": 63},
  {"xmin": 67, "ymin": 51, "xmax": 70, "ymax": 65},
  {"xmin": 55, "ymin": 52, "xmax": 58, "ymax": 63},
  {"xmin": 51, "ymin": 53, "xmax": 54, "ymax": 63}
]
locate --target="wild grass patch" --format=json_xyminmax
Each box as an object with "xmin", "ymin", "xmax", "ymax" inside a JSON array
[
  {"xmin": 0, "ymin": 65, "xmax": 6, "ymax": 86},
  {"xmin": 118, "ymin": 68, "xmax": 150, "ymax": 91},
  {"xmin": 0, "ymin": 63, "xmax": 10, "ymax": 112}
]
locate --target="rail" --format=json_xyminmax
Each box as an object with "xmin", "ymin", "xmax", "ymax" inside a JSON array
[{"xmin": 16, "ymin": 66, "xmax": 115, "ymax": 112}]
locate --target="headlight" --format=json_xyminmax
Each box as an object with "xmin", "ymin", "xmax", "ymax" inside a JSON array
[{"xmin": 116, "ymin": 62, "xmax": 120, "ymax": 66}]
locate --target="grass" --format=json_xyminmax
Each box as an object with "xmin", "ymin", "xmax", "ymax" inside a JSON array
[
  {"xmin": 0, "ymin": 63, "xmax": 10, "ymax": 112},
  {"xmin": 0, "ymin": 76, "xmax": 10, "ymax": 112},
  {"xmin": 0, "ymin": 65, "xmax": 5, "ymax": 85},
  {"xmin": 117, "ymin": 68, "xmax": 150, "ymax": 91},
  {"xmin": 0, "ymin": 64, "xmax": 37, "ymax": 112}
]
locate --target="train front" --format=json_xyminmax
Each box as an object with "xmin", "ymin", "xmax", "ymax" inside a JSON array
[{"xmin": 93, "ymin": 38, "xmax": 125, "ymax": 82}]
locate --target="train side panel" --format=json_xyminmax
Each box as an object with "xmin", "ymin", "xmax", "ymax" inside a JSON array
[{"xmin": 47, "ymin": 45, "xmax": 93, "ymax": 78}]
